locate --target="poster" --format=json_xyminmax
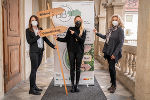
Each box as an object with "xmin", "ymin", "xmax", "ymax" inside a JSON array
[{"xmin": 53, "ymin": 1, "xmax": 94, "ymax": 86}]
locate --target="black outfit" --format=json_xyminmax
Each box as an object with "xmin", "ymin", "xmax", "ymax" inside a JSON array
[
  {"xmin": 57, "ymin": 27, "xmax": 86, "ymax": 87},
  {"xmin": 96, "ymin": 26, "xmax": 124, "ymax": 87},
  {"xmin": 26, "ymin": 28, "xmax": 55, "ymax": 90}
]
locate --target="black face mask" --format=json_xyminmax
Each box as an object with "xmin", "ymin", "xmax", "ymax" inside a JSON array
[{"xmin": 75, "ymin": 21, "xmax": 81, "ymax": 28}]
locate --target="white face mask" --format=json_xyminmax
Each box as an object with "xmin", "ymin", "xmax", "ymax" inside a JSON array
[
  {"xmin": 112, "ymin": 21, "xmax": 118, "ymax": 26},
  {"xmin": 32, "ymin": 21, "xmax": 38, "ymax": 26}
]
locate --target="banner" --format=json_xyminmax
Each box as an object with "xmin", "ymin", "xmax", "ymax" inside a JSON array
[{"xmin": 53, "ymin": 1, "xmax": 95, "ymax": 86}]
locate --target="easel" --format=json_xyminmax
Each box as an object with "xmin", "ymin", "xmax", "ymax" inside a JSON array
[{"xmin": 37, "ymin": 3, "xmax": 68, "ymax": 95}]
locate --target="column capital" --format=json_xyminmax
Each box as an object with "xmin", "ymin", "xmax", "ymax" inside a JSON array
[
  {"xmin": 102, "ymin": 2, "xmax": 113, "ymax": 8},
  {"xmin": 112, "ymin": 2, "xmax": 125, "ymax": 7}
]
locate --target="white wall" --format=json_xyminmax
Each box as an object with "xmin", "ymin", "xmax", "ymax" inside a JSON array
[
  {"xmin": 24, "ymin": 0, "xmax": 32, "ymax": 79},
  {"xmin": 0, "ymin": 0, "xmax": 4, "ymax": 98}
]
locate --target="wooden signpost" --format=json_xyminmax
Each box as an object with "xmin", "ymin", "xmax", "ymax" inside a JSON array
[
  {"xmin": 40, "ymin": 26, "xmax": 68, "ymax": 37},
  {"xmin": 37, "ymin": 7, "xmax": 65, "ymax": 18},
  {"xmin": 37, "ymin": 4, "xmax": 68, "ymax": 95}
]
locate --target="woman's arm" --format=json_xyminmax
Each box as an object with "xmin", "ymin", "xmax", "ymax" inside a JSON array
[
  {"xmin": 96, "ymin": 33, "xmax": 106, "ymax": 39},
  {"xmin": 26, "ymin": 29, "xmax": 40, "ymax": 44},
  {"xmin": 57, "ymin": 28, "xmax": 70, "ymax": 42},
  {"xmin": 43, "ymin": 37, "xmax": 55, "ymax": 49},
  {"xmin": 113, "ymin": 28, "xmax": 124, "ymax": 57},
  {"xmin": 73, "ymin": 30, "xmax": 86, "ymax": 44}
]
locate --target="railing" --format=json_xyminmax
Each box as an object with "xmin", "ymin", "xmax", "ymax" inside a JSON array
[
  {"xmin": 124, "ymin": 39, "xmax": 137, "ymax": 45},
  {"xmin": 95, "ymin": 41, "xmax": 137, "ymax": 95}
]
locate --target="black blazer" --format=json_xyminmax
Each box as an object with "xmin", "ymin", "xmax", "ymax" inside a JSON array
[
  {"xmin": 96, "ymin": 27, "xmax": 124, "ymax": 62},
  {"xmin": 26, "ymin": 28, "xmax": 55, "ymax": 53},
  {"xmin": 57, "ymin": 27, "xmax": 86, "ymax": 53}
]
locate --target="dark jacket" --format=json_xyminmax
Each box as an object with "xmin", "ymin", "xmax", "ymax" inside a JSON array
[
  {"xmin": 96, "ymin": 27, "xmax": 124, "ymax": 62},
  {"xmin": 26, "ymin": 28, "xmax": 55, "ymax": 53},
  {"xmin": 57, "ymin": 27, "xmax": 86, "ymax": 53}
]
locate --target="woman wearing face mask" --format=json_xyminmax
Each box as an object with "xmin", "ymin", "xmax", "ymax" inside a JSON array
[
  {"xmin": 55, "ymin": 15, "xmax": 86, "ymax": 93},
  {"xmin": 93, "ymin": 14, "xmax": 124, "ymax": 93},
  {"xmin": 26, "ymin": 15, "xmax": 56, "ymax": 95}
]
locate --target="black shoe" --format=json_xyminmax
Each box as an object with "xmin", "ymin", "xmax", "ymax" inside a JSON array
[
  {"xmin": 71, "ymin": 85, "xmax": 75, "ymax": 93},
  {"xmin": 107, "ymin": 85, "xmax": 113, "ymax": 91},
  {"xmin": 109, "ymin": 86, "xmax": 116, "ymax": 93},
  {"xmin": 75, "ymin": 85, "xmax": 80, "ymax": 92},
  {"xmin": 35, "ymin": 86, "xmax": 43, "ymax": 91},
  {"xmin": 29, "ymin": 89, "xmax": 41, "ymax": 95}
]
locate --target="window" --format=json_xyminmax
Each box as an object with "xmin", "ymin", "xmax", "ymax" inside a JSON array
[{"xmin": 126, "ymin": 15, "xmax": 133, "ymax": 22}]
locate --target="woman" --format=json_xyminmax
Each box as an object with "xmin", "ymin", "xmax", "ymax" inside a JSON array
[
  {"xmin": 93, "ymin": 14, "xmax": 124, "ymax": 93},
  {"xmin": 56, "ymin": 15, "xmax": 86, "ymax": 93},
  {"xmin": 26, "ymin": 15, "xmax": 56, "ymax": 95}
]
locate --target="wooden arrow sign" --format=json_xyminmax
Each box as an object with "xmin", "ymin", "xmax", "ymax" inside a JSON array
[
  {"xmin": 40, "ymin": 26, "xmax": 68, "ymax": 37},
  {"xmin": 37, "ymin": 3, "xmax": 68, "ymax": 95},
  {"xmin": 37, "ymin": 7, "xmax": 65, "ymax": 18}
]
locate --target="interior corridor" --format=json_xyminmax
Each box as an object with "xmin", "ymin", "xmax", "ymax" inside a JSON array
[{"xmin": 2, "ymin": 57, "xmax": 134, "ymax": 100}]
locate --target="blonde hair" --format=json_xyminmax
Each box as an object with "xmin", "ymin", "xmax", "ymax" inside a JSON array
[
  {"xmin": 109, "ymin": 14, "xmax": 124, "ymax": 28},
  {"xmin": 74, "ymin": 15, "xmax": 84, "ymax": 37}
]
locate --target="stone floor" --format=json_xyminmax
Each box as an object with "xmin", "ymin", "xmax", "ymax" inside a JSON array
[
  {"xmin": 94, "ymin": 60, "xmax": 134, "ymax": 100},
  {"xmin": 2, "ymin": 58, "xmax": 134, "ymax": 100}
]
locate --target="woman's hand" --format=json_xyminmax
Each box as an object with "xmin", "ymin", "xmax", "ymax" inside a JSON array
[
  {"xmin": 37, "ymin": 30, "xmax": 41, "ymax": 36},
  {"xmin": 54, "ymin": 45, "xmax": 58, "ymax": 49},
  {"xmin": 70, "ymin": 30, "xmax": 75, "ymax": 34},
  {"xmin": 93, "ymin": 29, "xmax": 97, "ymax": 33},
  {"xmin": 53, "ymin": 35, "xmax": 58, "ymax": 40},
  {"xmin": 111, "ymin": 55, "xmax": 115, "ymax": 60}
]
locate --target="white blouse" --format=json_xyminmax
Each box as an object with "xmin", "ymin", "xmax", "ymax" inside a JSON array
[{"xmin": 33, "ymin": 28, "xmax": 43, "ymax": 48}]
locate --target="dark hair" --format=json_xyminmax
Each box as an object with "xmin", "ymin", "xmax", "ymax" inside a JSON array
[{"xmin": 28, "ymin": 15, "xmax": 40, "ymax": 31}]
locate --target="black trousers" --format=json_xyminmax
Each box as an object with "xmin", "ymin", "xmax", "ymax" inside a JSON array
[
  {"xmin": 106, "ymin": 56, "xmax": 116, "ymax": 87},
  {"xmin": 29, "ymin": 52, "xmax": 43, "ymax": 89},
  {"xmin": 68, "ymin": 50, "xmax": 84, "ymax": 85}
]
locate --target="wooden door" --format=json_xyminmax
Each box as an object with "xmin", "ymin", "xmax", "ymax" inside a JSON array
[{"xmin": 2, "ymin": 0, "xmax": 21, "ymax": 92}]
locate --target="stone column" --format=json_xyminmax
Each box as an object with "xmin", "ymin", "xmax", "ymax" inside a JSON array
[
  {"xmin": 105, "ymin": 5, "xmax": 114, "ymax": 30},
  {"xmin": 94, "ymin": 0, "xmax": 101, "ymax": 57},
  {"xmin": 45, "ymin": 0, "xmax": 54, "ymax": 61},
  {"xmin": 135, "ymin": 0, "xmax": 150, "ymax": 100},
  {"xmin": 38, "ymin": 0, "xmax": 54, "ymax": 62},
  {"xmin": 112, "ymin": 1, "xmax": 125, "ymax": 20},
  {"xmin": 32, "ymin": 0, "xmax": 39, "ymax": 15},
  {"xmin": 39, "ymin": 0, "xmax": 47, "ymax": 63},
  {"xmin": 99, "ymin": 0, "xmax": 106, "ymax": 38},
  {"xmin": 95, "ymin": 0, "xmax": 106, "ymax": 57}
]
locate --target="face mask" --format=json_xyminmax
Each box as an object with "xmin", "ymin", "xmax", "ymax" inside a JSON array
[
  {"xmin": 112, "ymin": 21, "xmax": 118, "ymax": 26},
  {"xmin": 32, "ymin": 21, "xmax": 38, "ymax": 26},
  {"xmin": 75, "ymin": 21, "xmax": 81, "ymax": 28}
]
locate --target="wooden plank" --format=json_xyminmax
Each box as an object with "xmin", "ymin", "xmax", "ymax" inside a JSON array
[
  {"xmin": 37, "ymin": 7, "xmax": 65, "ymax": 18},
  {"xmin": 40, "ymin": 26, "xmax": 68, "ymax": 37}
]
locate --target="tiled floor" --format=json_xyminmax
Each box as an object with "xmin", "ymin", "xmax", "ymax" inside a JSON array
[{"xmin": 2, "ymin": 57, "xmax": 134, "ymax": 100}]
